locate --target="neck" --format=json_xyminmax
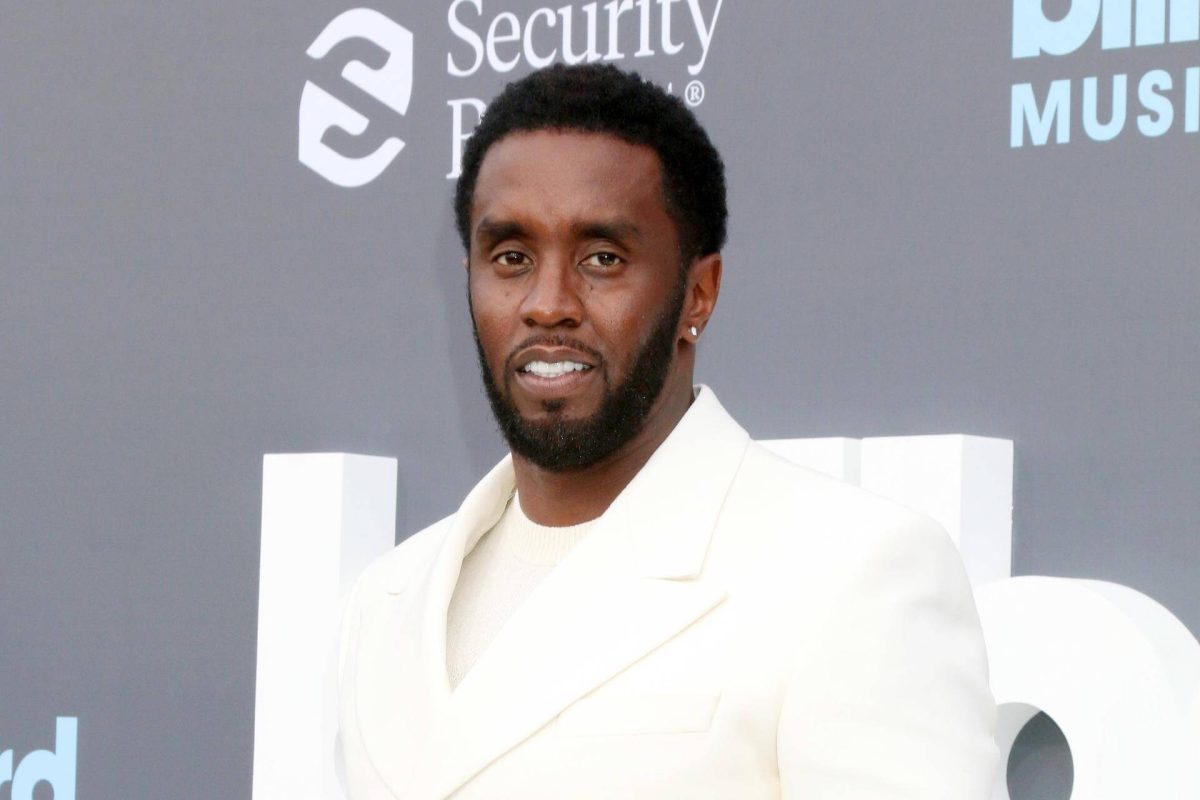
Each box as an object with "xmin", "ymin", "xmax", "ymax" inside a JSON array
[{"xmin": 512, "ymin": 371, "xmax": 695, "ymax": 527}]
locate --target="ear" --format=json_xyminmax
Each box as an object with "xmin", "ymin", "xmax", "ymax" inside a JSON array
[{"xmin": 681, "ymin": 252, "xmax": 722, "ymax": 341}]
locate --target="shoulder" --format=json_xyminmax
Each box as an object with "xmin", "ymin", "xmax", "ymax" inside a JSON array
[
  {"xmin": 349, "ymin": 515, "xmax": 453, "ymax": 599},
  {"xmin": 337, "ymin": 515, "xmax": 453, "ymax": 679},
  {"xmin": 730, "ymin": 440, "xmax": 949, "ymax": 543},
  {"xmin": 721, "ymin": 442, "xmax": 969, "ymax": 598}
]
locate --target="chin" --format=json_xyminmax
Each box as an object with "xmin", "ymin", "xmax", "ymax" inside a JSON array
[{"xmin": 518, "ymin": 394, "xmax": 598, "ymax": 417}]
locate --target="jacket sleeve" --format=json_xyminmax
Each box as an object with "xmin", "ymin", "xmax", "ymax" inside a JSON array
[{"xmin": 777, "ymin": 514, "xmax": 999, "ymax": 799}]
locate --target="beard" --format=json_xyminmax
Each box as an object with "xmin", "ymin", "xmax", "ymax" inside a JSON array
[{"xmin": 471, "ymin": 279, "xmax": 686, "ymax": 472}]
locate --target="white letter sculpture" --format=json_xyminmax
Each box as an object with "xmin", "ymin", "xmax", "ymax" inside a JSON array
[{"xmin": 253, "ymin": 454, "xmax": 397, "ymax": 800}]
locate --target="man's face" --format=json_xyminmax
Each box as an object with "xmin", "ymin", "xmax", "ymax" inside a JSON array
[{"xmin": 467, "ymin": 130, "xmax": 688, "ymax": 471}]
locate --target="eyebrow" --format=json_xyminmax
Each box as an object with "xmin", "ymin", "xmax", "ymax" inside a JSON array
[
  {"xmin": 572, "ymin": 219, "xmax": 642, "ymax": 244},
  {"xmin": 474, "ymin": 218, "xmax": 529, "ymax": 245},
  {"xmin": 472, "ymin": 216, "xmax": 644, "ymax": 247}
]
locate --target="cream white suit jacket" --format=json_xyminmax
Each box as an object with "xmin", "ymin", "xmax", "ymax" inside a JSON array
[{"xmin": 337, "ymin": 388, "xmax": 998, "ymax": 799}]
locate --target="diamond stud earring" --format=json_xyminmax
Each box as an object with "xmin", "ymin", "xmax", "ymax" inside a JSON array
[{"xmin": 688, "ymin": 326, "xmax": 699, "ymax": 337}]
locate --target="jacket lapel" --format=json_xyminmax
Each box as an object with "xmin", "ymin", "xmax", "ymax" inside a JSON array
[
  {"xmin": 353, "ymin": 456, "xmax": 516, "ymax": 797},
  {"xmin": 410, "ymin": 387, "xmax": 752, "ymax": 799}
]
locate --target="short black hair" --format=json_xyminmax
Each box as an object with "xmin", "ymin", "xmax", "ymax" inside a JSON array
[{"xmin": 453, "ymin": 63, "xmax": 727, "ymax": 264}]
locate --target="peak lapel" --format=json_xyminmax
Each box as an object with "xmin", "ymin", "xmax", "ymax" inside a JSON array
[
  {"xmin": 354, "ymin": 456, "xmax": 516, "ymax": 799},
  {"xmin": 421, "ymin": 573, "xmax": 727, "ymax": 800},
  {"xmin": 415, "ymin": 387, "xmax": 751, "ymax": 799}
]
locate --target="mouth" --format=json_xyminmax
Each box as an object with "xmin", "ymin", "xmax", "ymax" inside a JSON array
[
  {"xmin": 509, "ymin": 345, "xmax": 601, "ymax": 403},
  {"xmin": 513, "ymin": 359, "xmax": 597, "ymax": 398},
  {"xmin": 519, "ymin": 360, "xmax": 593, "ymax": 379}
]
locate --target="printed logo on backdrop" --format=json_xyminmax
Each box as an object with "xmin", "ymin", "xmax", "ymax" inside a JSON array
[
  {"xmin": 299, "ymin": 9, "xmax": 415, "ymax": 187},
  {"xmin": 1011, "ymin": 0, "xmax": 1200, "ymax": 147},
  {"xmin": 299, "ymin": 1, "xmax": 725, "ymax": 188},
  {"xmin": 444, "ymin": 0, "xmax": 723, "ymax": 178},
  {"xmin": 0, "ymin": 717, "xmax": 78, "ymax": 800}
]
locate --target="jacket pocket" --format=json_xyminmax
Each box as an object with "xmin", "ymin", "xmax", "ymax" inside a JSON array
[{"xmin": 556, "ymin": 690, "xmax": 721, "ymax": 735}]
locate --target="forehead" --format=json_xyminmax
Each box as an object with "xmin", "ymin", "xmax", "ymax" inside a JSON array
[{"xmin": 470, "ymin": 130, "xmax": 669, "ymax": 237}]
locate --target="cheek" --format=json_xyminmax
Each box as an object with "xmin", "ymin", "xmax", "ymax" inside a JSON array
[
  {"xmin": 589, "ymin": 300, "xmax": 665, "ymax": 366},
  {"xmin": 469, "ymin": 284, "xmax": 517, "ymax": 360}
]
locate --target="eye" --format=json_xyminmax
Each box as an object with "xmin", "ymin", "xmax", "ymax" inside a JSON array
[
  {"xmin": 493, "ymin": 250, "xmax": 531, "ymax": 270},
  {"xmin": 581, "ymin": 251, "xmax": 623, "ymax": 269}
]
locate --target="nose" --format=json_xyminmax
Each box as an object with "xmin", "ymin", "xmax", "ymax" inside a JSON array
[{"xmin": 519, "ymin": 256, "xmax": 583, "ymax": 329}]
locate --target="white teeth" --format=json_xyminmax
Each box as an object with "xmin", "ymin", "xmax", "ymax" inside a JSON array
[{"xmin": 523, "ymin": 360, "xmax": 590, "ymax": 378}]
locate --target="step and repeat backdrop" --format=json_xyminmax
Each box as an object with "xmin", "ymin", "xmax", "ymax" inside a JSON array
[{"xmin": 3, "ymin": 1, "xmax": 1198, "ymax": 797}]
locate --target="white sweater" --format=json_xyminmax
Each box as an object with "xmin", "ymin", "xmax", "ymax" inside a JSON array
[{"xmin": 445, "ymin": 493, "xmax": 597, "ymax": 689}]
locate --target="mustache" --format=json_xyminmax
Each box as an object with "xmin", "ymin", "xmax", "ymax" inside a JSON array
[{"xmin": 504, "ymin": 334, "xmax": 606, "ymax": 373}]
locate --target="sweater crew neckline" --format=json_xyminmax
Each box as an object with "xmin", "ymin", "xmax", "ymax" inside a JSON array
[{"xmin": 504, "ymin": 493, "xmax": 599, "ymax": 566}]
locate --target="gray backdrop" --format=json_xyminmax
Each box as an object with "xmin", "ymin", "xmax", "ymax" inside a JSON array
[{"xmin": 3, "ymin": 1, "xmax": 1196, "ymax": 797}]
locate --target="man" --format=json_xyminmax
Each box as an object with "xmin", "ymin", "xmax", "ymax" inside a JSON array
[{"xmin": 337, "ymin": 64, "xmax": 997, "ymax": 799}]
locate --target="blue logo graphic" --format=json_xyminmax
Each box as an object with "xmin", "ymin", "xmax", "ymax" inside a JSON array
[
  {"xmin": 0, "ymin": 717, "xmax": 78, "ymax": 800},
  {"xmin": 1010, "ymin": 0, "xmax": 1200, "ymax": 147}
]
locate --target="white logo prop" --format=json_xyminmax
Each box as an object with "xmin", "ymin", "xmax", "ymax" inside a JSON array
[
  {"xmin": 253, "ymin": 454, "xmax": 396, "ymax": 800},
  {"xmin": 256, "ymin": 437, "xmax": 1200, "ymax": 799},
  {"xmin": 978, "ymin": 577, "xmax": 1200, "ymax": 798}
]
